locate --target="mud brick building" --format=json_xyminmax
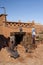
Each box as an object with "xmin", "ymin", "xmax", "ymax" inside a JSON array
[{"xmin": 0, "ymin": 14, "xmax": 43, "ymax": 37}]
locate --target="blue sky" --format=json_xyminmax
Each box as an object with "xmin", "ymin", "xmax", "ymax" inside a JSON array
[{"xmin": 0, "ymin": 0, "xmax": 43, "ymax": 24}]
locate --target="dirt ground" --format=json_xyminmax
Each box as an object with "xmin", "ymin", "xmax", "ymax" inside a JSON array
[{"xmin": 0, "ymin": 42, "xmax": 43, "ymax": 65}]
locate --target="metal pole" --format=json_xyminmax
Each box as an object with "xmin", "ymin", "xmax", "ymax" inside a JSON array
[
  {"xmin": 0, "ymin": 7, "xmax": 6, "ymax": 14},
  {"xmin": 0, "ymin": 7, "xmax": 6, "ymax": 22}
]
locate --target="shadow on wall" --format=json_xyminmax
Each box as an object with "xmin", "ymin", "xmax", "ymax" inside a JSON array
[
  {"xmin": 0, "ymin": 35, "xmax": 10, "ymax": 51},
  {"xmin": 0, "ymin": 33, "xmax": 25, "ymax": 51}
]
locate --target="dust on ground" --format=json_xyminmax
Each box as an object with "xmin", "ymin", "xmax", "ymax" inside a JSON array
[{"xmin": 0, "ymin": 42, "xmax": 43, "ymax": 65}]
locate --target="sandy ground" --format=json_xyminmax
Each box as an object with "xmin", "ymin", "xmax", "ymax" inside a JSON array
[{"xmin": 0, "ymin": 42, "xmax": 43, "ymax": 65}]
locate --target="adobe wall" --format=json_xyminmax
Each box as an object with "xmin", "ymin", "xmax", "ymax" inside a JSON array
[
  {"xmin": 0, "ymin": 14, "xmax": 43, "ymax": 37},
  {"xmin": 0, "ymin": 14, "xmax": 6, "ymax": 34},
  {"xmin": 35, "ymin": 24, "xmax": 43, "ymax": 33},
  {"xmin": 2, "ymin": 22, "xmax": 34, "ymax": 37}
]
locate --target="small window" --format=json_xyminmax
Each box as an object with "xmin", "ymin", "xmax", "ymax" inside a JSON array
[
  {"xmin": 5, "ymin": 23, "xmax": 8, "ymax": 26},
  {"xmin": 10, "ymin": 23, "xmax": 12, "ymax": 26}
]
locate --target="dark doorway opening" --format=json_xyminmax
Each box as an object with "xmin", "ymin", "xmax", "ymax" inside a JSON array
[{"xmin": 13, "ymin": 32, "xmax": 25, "ymax": 46}]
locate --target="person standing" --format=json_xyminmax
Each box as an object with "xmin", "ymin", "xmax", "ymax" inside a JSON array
[
  {"xmin": 32, "ymin": 27, "xmax": 36, "ymax": 44},
  {"xmin": 19, "ymin": 25, "xmax": 22, "ymax": 32}
]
